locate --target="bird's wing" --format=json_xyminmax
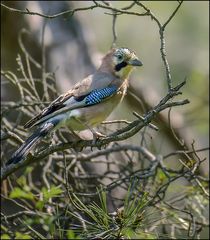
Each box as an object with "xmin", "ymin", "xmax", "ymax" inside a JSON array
[{"xmin": 24, "ymin": 72, "xmax": 119, "ymax": 129}]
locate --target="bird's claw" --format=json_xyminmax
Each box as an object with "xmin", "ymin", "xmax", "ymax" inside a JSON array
[{"xmin": 91, "ymin": 131, "xmax": 106, "ymax": 150}]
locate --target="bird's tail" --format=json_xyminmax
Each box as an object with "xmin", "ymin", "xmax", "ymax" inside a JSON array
[{"xmin": 6, "ymin": 122, "xmax": 56, "ymax": 166}]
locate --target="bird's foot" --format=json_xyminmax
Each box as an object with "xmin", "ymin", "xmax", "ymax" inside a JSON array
[
  {"xmin": 91, "ymin": 131, "xmax": 106, "ymax": 150},
  {"xmin": 93, "ymin": 131, "xmax": 106, "ymax": 139}
]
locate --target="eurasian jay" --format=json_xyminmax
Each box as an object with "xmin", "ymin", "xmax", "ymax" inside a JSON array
[{"xmin": 6, "ymin": 47, "xmax": 143, "ymax": 165}]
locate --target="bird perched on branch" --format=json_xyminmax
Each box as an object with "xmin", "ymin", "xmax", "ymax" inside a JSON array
[{"xmin": 6, "ymin": 47, "xmax": 143, "ymax": 166}]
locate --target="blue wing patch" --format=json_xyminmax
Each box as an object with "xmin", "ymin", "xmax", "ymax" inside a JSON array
[{"xmin": 85, "ymin": 86, "xmax": 117, "ymax": 106}]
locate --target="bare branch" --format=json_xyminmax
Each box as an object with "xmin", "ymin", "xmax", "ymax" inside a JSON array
[
  {"xmin": 1, "ymin": 80, "xmax": 189, "ymax": 180},
  {"xmin": 1, "ymin": 2, "xmax": 98, "ymax": 19}
]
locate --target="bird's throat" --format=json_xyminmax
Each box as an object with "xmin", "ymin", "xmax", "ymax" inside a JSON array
[{"xmin": 115, "ymin": 65, "xmax": 133, "ymax": 80}]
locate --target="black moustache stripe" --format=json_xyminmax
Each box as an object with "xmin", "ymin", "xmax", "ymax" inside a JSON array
[{"xmin": 115, "ymin": 61, "xmax": 127, "ymax": 72}]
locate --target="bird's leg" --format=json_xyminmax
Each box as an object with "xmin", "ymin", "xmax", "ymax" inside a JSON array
[
  {"xmin": 82, "ymin": 126, "xmax": 107, "ymax": 149},
  {"xmin": 74, "ymin": 118, "xmax": 106, "ymax": 146},
  {"xmin": 66, "ymin": 126, "xmax": 82, "ymax": 141},
  {"xmin": 57, "ymin": 127, "xmax": 82, "ymax": 143},
  {"xmin": 89, "ymin": 128, "xmax": 106, "ymax": 144}
]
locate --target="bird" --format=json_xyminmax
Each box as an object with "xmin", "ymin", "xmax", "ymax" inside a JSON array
[{"xmin": 6, "ymin": 47, "xmax": 143, "ymax": 166}]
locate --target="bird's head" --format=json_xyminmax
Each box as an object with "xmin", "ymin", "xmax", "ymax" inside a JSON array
[{"xmin": 99, "ymin": 47, "xmax": 143, "ymax": 79}]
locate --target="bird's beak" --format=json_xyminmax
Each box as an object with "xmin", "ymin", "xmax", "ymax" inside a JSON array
[{"xmin": 128, "ymin": 58, "xmax": 143, "ymax": 67}]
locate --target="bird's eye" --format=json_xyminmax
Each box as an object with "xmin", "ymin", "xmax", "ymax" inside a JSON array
[{"xmin": 117, "ymin": 55, "xmax": 123, "ymax": 61}]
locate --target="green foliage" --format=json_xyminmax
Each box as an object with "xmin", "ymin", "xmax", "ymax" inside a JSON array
[
  {"xmin": 9, "ymin": 187, "xmax": 34, "ymax": 201},
  {"xmin": 69, "ymin": 179, "xmax": 152, "ymax": 239},
  {"xmin": 66, "ymin": 230, "xmax": 80, "ymax": 239},
  {"xmin": 35, "ymin": 186, "xmax": 63, "ymax": 210},
  {"xmin": 1, "ymin": 234, "xmax": 10, "ymax": 239},
  {"xmin": 15, "ymin": 232, "xmax": 32, "ymax": 239},
  {"xmin": 1, "ymin": 232, "xmax": 32, "ymax": 240}
]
